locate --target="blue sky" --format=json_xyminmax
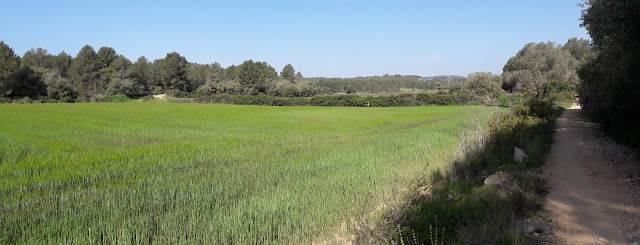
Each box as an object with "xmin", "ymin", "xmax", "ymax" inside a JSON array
[{"xmin": 0, "ymin": 0, "xmax": 589, "ymax": 77}]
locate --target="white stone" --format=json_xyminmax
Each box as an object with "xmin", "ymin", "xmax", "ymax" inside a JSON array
[
  {"xmin": 484, "ymin": 171, "xmax": 511, "ymax": 186},
  {"xmin": 596, "ymin": 237, "xmax": 609, "ymax": 245},
  {"xmin": 514, "ymin": 147, "xmax": 528, "ymax": 162}
]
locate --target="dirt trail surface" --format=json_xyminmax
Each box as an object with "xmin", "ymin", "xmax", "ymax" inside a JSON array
[{"xmin": 542, "ymin": 105, "xmax": 640, "ymax": 245}]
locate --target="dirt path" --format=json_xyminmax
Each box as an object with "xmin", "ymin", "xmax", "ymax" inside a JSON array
[{"xmin": 543, "ymin": 105, "xmax": 640, "ymax": 244}]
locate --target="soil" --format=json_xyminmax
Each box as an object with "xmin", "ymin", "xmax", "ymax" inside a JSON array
[
  {"xmin": 540, "ymin": 105, "xmax": 640, "ymax": 244},
  {"xmin": 153, "ymin": 94, "xmax": 167, "ymax": 99}
]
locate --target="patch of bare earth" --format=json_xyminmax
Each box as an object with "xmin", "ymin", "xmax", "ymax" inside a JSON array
[
  {"xmin": 539, "ymin": 105, "xmax": 640, "ymax": 245},
  {"xmin": 153, "ymin": 94, "xmax": 167, "ymax": 99}
]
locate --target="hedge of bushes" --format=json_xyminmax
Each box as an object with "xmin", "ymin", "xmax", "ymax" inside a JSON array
[
  {"xmin": 193, "ymin": 92, "xmax": 477, "ymax": 107},
  {"xmin": 1, "ymin": 91, "xmax": 496, "ymax": 107}
]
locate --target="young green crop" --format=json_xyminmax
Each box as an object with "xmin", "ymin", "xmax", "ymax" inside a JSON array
[{"xmin": 0, "ymin": 103, "xmax": 499, "ymax": 244}]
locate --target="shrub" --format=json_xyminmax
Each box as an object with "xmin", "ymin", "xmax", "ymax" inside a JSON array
[
  {"xmin": 0, "ymin": 97, "xmax": 12, "ymax": 103},
  {"xmin": 391, "ymin": 97, "xmax": 559, "ymax": 244},
  {"xmin": 151, "ymin": 86, "xmax": 164, "ymax": 95},
  {"xmin": 107, "ymin": 94, "xmax": 133, "ymax": 103}
]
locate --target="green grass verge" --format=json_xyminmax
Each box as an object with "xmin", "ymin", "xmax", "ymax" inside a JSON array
[{"xmin": 388, "ymin": 98, "xmax": 561, "ymax": 244}]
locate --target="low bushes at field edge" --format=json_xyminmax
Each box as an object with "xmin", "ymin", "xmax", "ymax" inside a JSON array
[
  {"xmin": 194, "ymin": 92, "xmax": 477, "ymax": 107},
  {"xmin": 2, "ymin": 90, "xmax": 539, "ymax": 108},
  {"xmin": 385, "ymin": 97, "xmax": 562, "ymax": 244}
]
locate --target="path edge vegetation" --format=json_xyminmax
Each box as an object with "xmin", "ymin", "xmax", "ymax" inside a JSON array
[{"xmin": 358, "ymin": 94, "xmax": 563, "ymax": 244}]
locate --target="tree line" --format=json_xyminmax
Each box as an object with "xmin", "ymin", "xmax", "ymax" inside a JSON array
[
  {"xmin": 1, "ymin": 36, "xmax": 592, "ymax": 105},
  {"xmin": 306, "ymin": 37, "xmax": 593, "ymax": 103},
  {"xmin": 450, "ymin": 38, "xmax": 593, "ymax": 104},
  {"xmin": 306, "ymin": 75, "xmax": 466, "ymax": 94},
  {"xmin": 578, "ymin": 0, "xmax": 640, "ymax": 149},
  {"xmin": 0, "ymin": 42, "xmax": 471, "ymax": 102},
  {"xmin": 0, "ymin": 43, "xmax": 318, "ymax": 102}
]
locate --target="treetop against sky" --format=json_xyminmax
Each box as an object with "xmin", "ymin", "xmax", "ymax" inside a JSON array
[{"xmin": 0, "ymin": 0, "xmax": 588, "ymax": 77}]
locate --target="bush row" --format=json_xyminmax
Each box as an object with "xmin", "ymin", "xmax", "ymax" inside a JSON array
[
  {"xmin": 3, "ymin": 91, "xmax": 511, "ymax": 108},
  {"xmin": 192, "ymin": 92, "xmax": 477, "ymax": 107}
]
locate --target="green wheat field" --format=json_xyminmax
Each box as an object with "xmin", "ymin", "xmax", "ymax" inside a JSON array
[{"xmin": 0, "ymin": 103, "xmax": 498, "ymax": 244}]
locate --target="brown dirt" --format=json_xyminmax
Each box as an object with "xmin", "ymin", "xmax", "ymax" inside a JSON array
[{"xmin": 542, "ymin": 105, "xmax": 640, "ymax": 244}]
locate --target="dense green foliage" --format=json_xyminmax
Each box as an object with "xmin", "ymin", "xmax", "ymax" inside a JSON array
[
  {"xmin": 2, "ymin": 39, "xmax": 595, "ymax": 105},
  {"xmin": 158, "ymin": 52, "xmax": 189, "ymax": 92},
  {"xmin": 0, "ymin": 42, "xmax": 320, "ymax": 101},
  {"xmin": 464, "ymin": 72, "xmax": 504, "ymax": 99},
  {"xmin": 308, "ymin": 74, "xmax": 466, "ymax": 94},
  {"xmin": 280, "ymin": 64, "xmax": 296, "ymax": 83},
  {"xmin": 236, "ymin": 60, "xmax": 278, "ymax": 94},
  {"xmin": 578, "ymin": 0, "xmax": 640, "ymax": 148},
  {"xmin": 3, "ymin": 42, "xmax": 476, "ymax": 102},
  {"xmin": 501, "ymin": 40, "xmax": 591, "ymax": 94},
  {"xmin": 0, "ymin": 103, "xmax": 499, "ymax": 244},
  {"xmin": 0, "ymin": 42, "xmax": 46, "ymax": 98},
  {"xmin": 195, "ymin": 91, "xmax": 477, "ymax": 107}
]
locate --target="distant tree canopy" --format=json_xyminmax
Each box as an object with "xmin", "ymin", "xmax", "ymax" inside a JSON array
[
  {"xmin": 22, "ymin": 48, "xmax": 52, "ymax": 69},
  {"xmin": 0, "ymin": 41, "xmax": 324, "ymax": 101},
  {"xmin": 280, "ymin": 64, "xmax": 296, "ymax": 83},
  {"xmin": 464, "ymin": 72, "xmax": 503, "ymax": 98},
  {"xmin": 3, "ymin": 41, "xmax": 510, "ymax": 101},
  {"xmin": 578, "ymin": 0, "xmax": 640, "ymax": 148},
  {"xmin": 125, "ymin": 56, "xmax": 152, "ymax": 95},
  {"xmin": 95, "ymin": 47, "xmax": 119, "ymax": 94},
  {"xmin": 158, "ymin": 52, "xmax": 189, "ymax": 91},
  {"xmin": 0, "ymin": 41, "xmax": 45, "ymax": 98},
  {"xmin": 235, "ymin": 60, "xmax": 277, "ymax": 94},
  {"xmin": 308, "ymin": 75, "xmax": 462, "ymax": 94},
  {"xmin": 501, "ymin": 41, "xmax": 588, "ymax": 93},
  {"xmin": 68, "ymin": 45, "xmax": 98, "ymax": 96},
  {"xmin": 563, "ymin": 37, "xmax": 593, "ymax": 62},
  {"xmin": 0, "ymin": 42, "xmax": 22, "ymax": 82},
  {"xmin": 0, "ymin": 37, "xmax": 593, "ymax": 104}
]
